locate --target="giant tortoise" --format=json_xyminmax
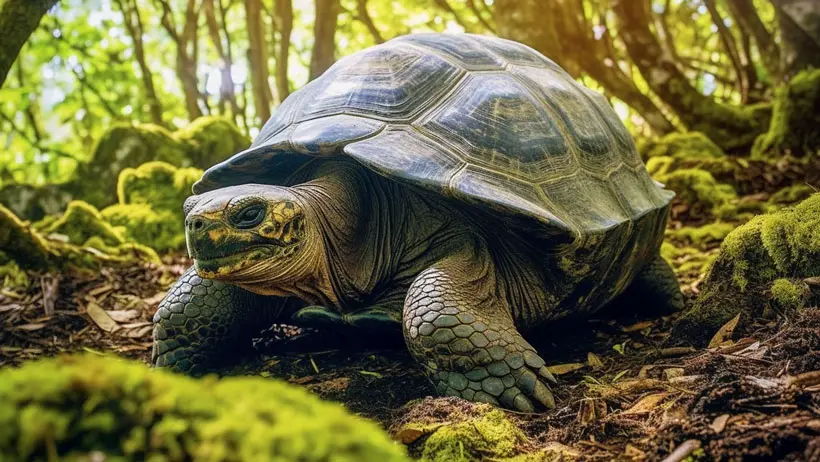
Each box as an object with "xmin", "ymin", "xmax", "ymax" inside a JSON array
[{"xmin": 152, "ymin": 33, "xmax": 683, "ymax": 412}]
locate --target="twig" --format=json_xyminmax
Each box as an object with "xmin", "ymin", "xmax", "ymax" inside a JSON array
[{"xmin": 661, "ymin": 439, "xmax": 701, "ymax": 462}]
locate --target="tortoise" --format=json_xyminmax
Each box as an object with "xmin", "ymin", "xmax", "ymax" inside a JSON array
[{"xmin": 152, "ymin": 33, "xmax": 683, "ymax": 412}]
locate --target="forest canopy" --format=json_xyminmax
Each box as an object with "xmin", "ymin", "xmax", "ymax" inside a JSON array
[{"xmin": 1, "ymin": 0, "xmax": 818, "ymax": 188}]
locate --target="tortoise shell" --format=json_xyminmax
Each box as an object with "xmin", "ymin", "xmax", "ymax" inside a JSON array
[{"xmin": 194, "ymin": 34, "xmax": 673, "ymax": 251}]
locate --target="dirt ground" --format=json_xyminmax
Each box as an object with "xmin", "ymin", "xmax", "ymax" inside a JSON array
[{"xmin": 2, "ymin": 248, "xmax": 819, "ymax": 461}]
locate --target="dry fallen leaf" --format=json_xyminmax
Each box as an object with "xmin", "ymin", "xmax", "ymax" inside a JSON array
[
  {"xmin": 393, "ymin": 422, "xmax": 448, "ymax": 444},
  {"xmin": 14, "ymin": 323, "xmax": 47, "ymax": 331},
  {"xmin": 106, "ymin": 310, "xmax": 142, "ymax": 323},
  {"xmin": 86, "ymin": 301, "xmax": 120, "ymax": 333},
  {"xmin": 710, "ymin": 414, "xmax": 731, "ymax": 433},
  {"xmin": 587, "ymin": 352, "xmax": 605, "ymax": 369},
  {"xmin": 548, "ymin": 363, "xmax": 585, "ymax": 375},
  {"xmin": 622, "ymin": 392, "xmax": 668, "ymax": 415},
  {"xmin": 708, "ymin": 313, "xmax": 741, "ymax": 349}
]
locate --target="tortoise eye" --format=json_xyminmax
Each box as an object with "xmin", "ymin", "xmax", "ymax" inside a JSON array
[{"xmin": 232, "ymin": 204, "xmax": 266, "ymax": 229}]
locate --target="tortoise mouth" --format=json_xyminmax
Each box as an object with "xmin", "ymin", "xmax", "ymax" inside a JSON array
[{"xmin": 194, "ymin": 244, "xmax": 299, "ymax": 279}]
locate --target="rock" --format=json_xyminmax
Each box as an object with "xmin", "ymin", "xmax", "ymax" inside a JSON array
[
  {"xmin": 0, "ymin": 354, "xmax": 409, "ymax": 462},
  {"xmin": 1, "ymin": 117, "xmax": 248, "ymax": 221},
  {"xmin": 670, "ymin": 193, "xmax": 820, "ymax": 345}
]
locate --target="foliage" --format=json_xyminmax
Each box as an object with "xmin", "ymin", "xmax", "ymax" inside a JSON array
[{"xmin": 0, "ymin": 354, "xmax": 410, "ymax": 461}]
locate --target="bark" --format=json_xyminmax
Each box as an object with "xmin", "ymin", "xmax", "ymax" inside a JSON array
[
  {"xmin": 356, "ymin": 0, "xmax": 385, "ymax": 43},
  {"xmin": 273, "ymin": 0, "xmax": 293, "ymax": 101},
  {"xmin": 494, "ymin": 0, "xmax": 675, "ymax": 135},
  {"xmin": 156, "ymin": 0, "xmax": 203, "ymax": 120},
  {"xmin": 245, "ymin": 0, "xmax": 272, "ymax": 121},
  {"xmin": 726, "ymin": 0, "xmax": 782, "ymax": 82},
  {"xmin": 611, "ymin": 0, "xmax": 770, "ymax": 151},
  {"xmin": 772, "ymin": 0, "xmax": 820, "ymax": 79},
  {"xmin": 309, "ymin": 0, "xmax": 340, "ymax": 81},
  {"xmin": 203, "ymin": 0, "xmax": 239, "ymax": 118},
  {"xmin": 115, "ymin": 0, "xmax": 165, "ymax": 126},
  {"xmin": 0, "ymin": 0, "xmax": 57, "ymax": 88},
  {"xmin": 704, "ymin": 0, "xmax": 749, "ymax": 101}
]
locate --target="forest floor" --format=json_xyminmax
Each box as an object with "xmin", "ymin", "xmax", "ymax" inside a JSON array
[{"xmin": 2, "ymin": 186, "xmax": 820, "ymax": 461}]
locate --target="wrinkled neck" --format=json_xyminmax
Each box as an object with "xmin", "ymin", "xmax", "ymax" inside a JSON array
[{"xmin": 292, "ymin": 161, "xmax": 398, "ymax": 310}]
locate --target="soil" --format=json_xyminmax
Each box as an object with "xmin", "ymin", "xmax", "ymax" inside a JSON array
[{"xmin": 2, "ymin": 163, "xmax": 820, "ymax": 460}]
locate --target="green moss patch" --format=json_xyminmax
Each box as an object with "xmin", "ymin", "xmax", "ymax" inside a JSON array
[
  {"xmin": 0, "ymin": 354, "xmax": 408, "ymax": 462},
  {"xmin": 769, "ymin": 278, "xmax": 809, "ymax": 312},
  {"xmin": 671, "ymin": 194, "xmax": 820, "ymax": 345},
  {"xmin": 666, "ymin": 222, "xmax": 736, "ymax": 247},
  {"xmin": 654, "ymin": 168, "xmax": 737, "ymax": 219},
  {"xmin": 752, "ymin": 69, "xmax": 820, "ymax": 159}
]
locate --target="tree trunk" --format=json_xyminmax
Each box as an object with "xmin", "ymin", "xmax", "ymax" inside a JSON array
[
  {"xmin": 309, "ymin": 0, "xmax": 340, "ymax": 81},
  {"xmin": 115, "ymin": 0, "xmax": 165, "ymax": 126},
  {"xmin": 245, "ymin": 0, "xmax": 272, "ymax": 122},
  {"xmin": 273, "ymin": 0, "xmax": 293, "ymax": 102},
  {"xmin": 0, "ymin": 0, "xmax": 57, "ymax": 88},
  {"xmin": 203, "ymin": 0, "xmax": 239, "ymax": 119},
  {"xmin": 726, "ymin": 0, "xmax": 782, "ymax": 82},
  {"xmin": 704, "ymin": 0, "xmax": 749, "ymax": 101},
  {"xmin": 772, "ymin": 0, "xmax": 820, "ymax": 79},
  {"xmin": 155, "ymin": 0, "xmax": 203, "ymax": 120},
  {"xmin": 611, "ymin": 0, "xmax": 769, "ymax": 151},
  {"xmin": 494, "ymin": 0, "xmax": 675, "ymax": 135}
]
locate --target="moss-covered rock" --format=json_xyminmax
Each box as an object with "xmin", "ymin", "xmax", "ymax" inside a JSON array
[
  {"xmin": 174, "ymin": 116, "xmax": 251, "ymax": 168},
  {"xmin": 0, "ymin": 203, "xmax": 158, "ymax": 273},
  {"xmin": 752, "ymin": 69, "xmax": 820, "ymax": 159},
  {"xmin": 0, "ymin": 354, "xmax": 409, "ymax": 462},
  {"xmin": 769, "ymin": 278, "xmax": 810, "ymax": 312},
  {"xmin": 660, "ymin": 242, "xmax": 718, "ymax": 278},
  {"xmin": 666, "ymin": 222, "xmax": 736, "ymax": 247},
  {"xmin": 99, "ymin": 161, "xmax": 201, "ymax": 251},
  {"xmin": 0, "ymin": 260, "xmax": 30, "ymax": 289},
  {"xmin": 655, "ymin": 168, "xmax": 738, "ymax": 219},
  {"xmin": 0, "ymin": 117, "xmax": 246, "ymax": 220},
  {"xmin": 640, "ymin": 132, "xmax": 726, "ymax": 161},
  {"xmin": 767, "ymin": 184, "xmax": 816, "ymax": 209},
  {"xmin": 102, "ymin": 204, "xmax": 185, "ymax": 252},
  {"xmin": 671, "ymin": 194, "xmax": 820, "ymax": 345},
  {"xmin": 41, "ymin": 201, "xmax": 125, "ymax": 248},
  {"xmin": 117, "ymin": 161, "xmax": 201, "ymax": 213}
]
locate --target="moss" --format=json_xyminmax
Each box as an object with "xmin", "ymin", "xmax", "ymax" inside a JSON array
[
  {"xmin": 640, "ymin": 132, "xmax": 725, "ymax": 160},
  {"xmin": 655, "ymin": 168, "xmax": 737, "ymax": 217},
  {"xmin": 419, "ymin": 408, "xmax": 524, "ymax": 462},
  {"xmin": 0, "ymin": 354, "xmax": 409, "ymax": 462},
  {"xmin": 174, "ymin": 116, "xmax": 251, "ymax": 167},
  {"xmin": 752, "ymin": 69, "xmax": 820, "ymax": 159},
  {"xmin": 41, "ymin": 200, "xmax": 125, "ymax": 248},
  {"xmin": 667, "ymin": 222, "xmax": 736, "ymax": 247},
  {"xmin": 117, "ymin": 161, "xmax": 201, "ymax": 214},
  {"xmin": 0, "ymin": 260, "xmax": 29, "ymax": 290},
  {"xmin": 0, "ymin": 202, "xmax": 158, "ymax": 272},
  {"xmin": 767, "ymin": 184, "xmax": 816, "ymax": 208},
  {"xmin": 671, "ymin": 194, "xmax": 820, "ymax": 345},
  {"xmin": 769, "ymin": 278, "xmax": 809, "ymax": 311},
  {"xmin": 102, "ymin": 204, "xmax": 185, "ymax": 252},
  {"xmin": 660, "ymin": 242, "xmax": 717, "ymax": 277}
]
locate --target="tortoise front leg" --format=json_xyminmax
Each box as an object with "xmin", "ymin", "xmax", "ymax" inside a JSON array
[
  {"xmin": 402, "ymin": 243, "xmax": 556, "ymax": 412},
  {"xmin": 152, "ymin": 267, "xmax": 289, "ymax": 374}
]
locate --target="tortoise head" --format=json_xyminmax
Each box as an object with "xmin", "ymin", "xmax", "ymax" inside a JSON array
[{"xmin": 183, "ymin": 184, "xmax": 315, "ymax": 289}]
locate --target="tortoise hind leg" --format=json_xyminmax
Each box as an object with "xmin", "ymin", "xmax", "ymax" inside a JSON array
[
  {"xmin": 620, "ymin": 255, "xmax": 684, "ymax": 316},
  {"xmin": 402, "ymin": 241, "xmax": 556, "ymax": 412},
  {"xmin": 152, "ymin": 267, "xmax": 289, "ymax": 374}
]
